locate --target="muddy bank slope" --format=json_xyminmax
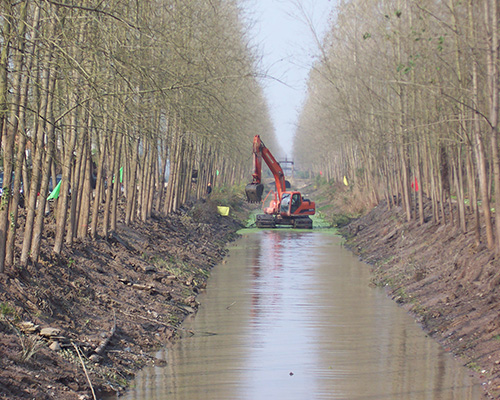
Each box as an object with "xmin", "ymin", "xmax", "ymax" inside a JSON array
[
  {"xmin": 0, "ymin": 200, "xmax": 243, "ymax": 400},
  {"xmin": 340, "ymin": 199, "xmax": 500, "ymax": 399}
]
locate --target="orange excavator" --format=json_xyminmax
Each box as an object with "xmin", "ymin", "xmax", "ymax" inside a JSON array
[{"xmin": 245, "ymin": 135, "xmax": 315, "ymax": 229}]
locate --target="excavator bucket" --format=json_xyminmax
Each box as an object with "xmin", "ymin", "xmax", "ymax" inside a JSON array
[{"xmin": 245, "ymin": 183, "xmax": 264, "ymax": 203}]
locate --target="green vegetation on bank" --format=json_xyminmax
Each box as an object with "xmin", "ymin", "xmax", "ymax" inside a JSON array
[{"xmin": 306, "ymin": 178, "xmax": 365, "ymax": 229}]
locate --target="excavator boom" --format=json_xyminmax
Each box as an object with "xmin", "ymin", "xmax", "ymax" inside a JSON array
[{"xmin": 245, "ymin": 135, "xmax": 286, "ymax": 203}]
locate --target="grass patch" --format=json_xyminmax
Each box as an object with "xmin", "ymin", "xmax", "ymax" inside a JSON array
[
  {"xmin": 393, "ymin": 287, "xmax": 409, "ymax": 303},
  {"xmin": 151, "ymin": 256, "xmax": 192, "ymax": 280},
  {"xmin": 18, "ymin": 334, "xmax": 45, "ymax": 363},
  {"xmin": 466, "ymin": 361, "xmax": 482, "ymax": 372},
  {"xmin": 0, "ymin": 302, "xmax": 16, "ymax": 318},
  {"xmin": 330, "ymin": 213, "xmax": 355, "ymax": 228}
]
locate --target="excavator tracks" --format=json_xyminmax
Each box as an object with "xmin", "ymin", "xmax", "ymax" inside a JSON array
[
  {"xmin": 256, "ymin": 214, "xmax": 276, "ymax": 228},
  {"xmin": 293, "ymin": 216, "xmax": 313, "ymax": 229},
  {"xmin": 255, "ymin": 214, "xmax": 313, "ymax": 229}
]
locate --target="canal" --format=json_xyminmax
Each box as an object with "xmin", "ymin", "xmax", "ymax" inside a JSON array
[{"xmin": 120, "ymin": 230, "xmax": 482, "ymax": 399}]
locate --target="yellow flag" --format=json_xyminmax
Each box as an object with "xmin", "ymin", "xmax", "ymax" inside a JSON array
[{"xmin": 343, "ymin": 176, "xmax": 348, "ymax": 186}]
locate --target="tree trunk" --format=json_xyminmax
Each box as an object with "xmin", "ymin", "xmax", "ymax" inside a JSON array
[
  {"xmin": 102, "ymin": 129, "xmax": 118, "ymax": 238},
  {"xmin": 53, "ymin": 102, "xmax": 78, "ymax": 253},
  {"xmin": 125, "ymin": 137, "xmax": 139, "ymax": 225},
  {"xmin": 90, "ymin": 133, "xmax": 107, "ymax": 238},
  {"xmin": 485, "ymin": 0, "xmax": 500, "ymax": 251},
  {"xmin": 1, "ymin": 0, "xmax": 29, "ymax": 270},
  {"xmin": 20, "ymin": 16, "xmax": 58, "ymax": 266},
  {"xmin": 163, "ymin": 123, "xmax": 180, "ymax": 214},
  {"xmin": 30, "ymin": 70, "xmax": 58, "ymax": 264},
  {"xmin": 77, "ymin": 145, "xmax": 92, "ymax": 239},
  {"xmin": 66, "ymin": 127, "xmax": 87, "ymax": 245},
  {"xmin": 155, "ymin": 137, "xmax": 169, "ymax": 212},
  {"xmin": 0, "ymin": 0, "xmax": 13, "ymax": 147},
  {"xmin": 110, "ymin": 134, "xmax": 123, "ymax": 232}
]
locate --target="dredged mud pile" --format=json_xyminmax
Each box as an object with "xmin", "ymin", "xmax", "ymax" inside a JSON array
[
  {"xmin": 0, "ymin": 200, "xmax": 243, "ymax": 400},
  {"xmin": 341, "ymin": 199, "xmax": 500, "ymax": 399}
]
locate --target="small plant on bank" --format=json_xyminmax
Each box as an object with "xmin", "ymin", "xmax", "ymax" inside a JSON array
[
  {"xmin": 314, "ymin": 174, "xmax": 328, "ymax": 188},
  {"xmin": 197, "ymin": 267, "xmax": 210, "ymax": 278},
  {"xmin": 466, "ymin": 361, "xmax": 482, "ymax": 372},
  {"xmin": 394, "ymin": 287, "xmax": 409, "ymax": 303},
  {"xmin": 409, "ymin": 299, "xmax": 425, "ymax": 316},
  {"xmin": 0, "ymin": 301, "xmax": 16, "ymax": 318},
  {"xmin": 152, "ymin": 256, "xmax": 192, "ymax": 280},
  {"xmin": 0, "ymin": 302, "xmax": 18, "ymax": 333},
  {"xmin": 0, "ymin": 304, "xmax": 44, "ymax": 363},
  {"xmin": 17, "ymin": 333, "xmax": 45, "ymax": 363},
  {"xmin": 330, "ymin": 213, "xmax": 354, "ymax": 228},
  {"xmin": 211, "ymin": 183, "xmax": 246, "ymax": 209},
  {"xmin": 168, "ymin": 314, "xmax": 181, "ymax": 326}
]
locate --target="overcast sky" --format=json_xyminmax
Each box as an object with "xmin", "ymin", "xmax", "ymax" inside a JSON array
[{"xmin": 243, "ymin": 0, "xmax": 335, "ymax": 157}]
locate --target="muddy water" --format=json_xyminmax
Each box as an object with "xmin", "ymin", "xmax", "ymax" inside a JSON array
[{"xmin": 121, "ymin": 230, "xmax": 482, "ymax": 400}]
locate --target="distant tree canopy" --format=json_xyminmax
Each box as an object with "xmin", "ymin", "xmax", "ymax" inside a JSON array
[
  {"xmin": 0, "ymin": 0, "xmax": 275, "ymax": 272},
  {"xmin": 295, "ymin": 0, "xmax": 500, "ymax": 251}
]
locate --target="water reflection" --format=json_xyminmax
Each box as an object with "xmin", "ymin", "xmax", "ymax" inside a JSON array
[
  {"xmin": 119, "ymin": 230, "xmax": 481, "ymax": 400},
  {"xmin": 244, "ymin": 231, "xmax": 320, "ymax": 399}
]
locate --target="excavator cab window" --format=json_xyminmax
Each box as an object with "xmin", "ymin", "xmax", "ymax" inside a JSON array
[
  {"xmin": 280, "ymin": 193, "xmax": 291, "ymax": 214},
  {"xmin": 291, "ymin": 193, "xmax": 301, "ymax": 213}
]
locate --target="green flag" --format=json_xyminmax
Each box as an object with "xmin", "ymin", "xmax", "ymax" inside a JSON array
[
  {"xmin": 113, "ymin": 167, "xmax": 124, "ymax": 184},
  {"xmin": 47, "ymin": 180, "xmax": 61, "ymax": 200}
]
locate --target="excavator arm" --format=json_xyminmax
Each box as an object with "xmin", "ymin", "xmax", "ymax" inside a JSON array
[
  {"xmin": 246, "ymin": 135, "xmax": 286, "ymax": 203},
  {"xmin": 245, "ymin": 135, "xmax": 315, "ymax": 228}
]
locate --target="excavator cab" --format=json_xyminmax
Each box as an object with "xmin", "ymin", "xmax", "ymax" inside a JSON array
[
  {"xmin": 280, "ymin": 192, "xmax": 291, "ymax": 214},
  {"xmin": 245, "ymin": 183, "xmax": 264, "ymax": 203},
  {"xmin": 280, "ymin": 192, "xmax": 309, "ymax": 216}
]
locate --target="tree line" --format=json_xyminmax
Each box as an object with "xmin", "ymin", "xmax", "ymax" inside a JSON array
[
  {"xmin": 295, "ymin": 0, "xmax": 500, "ymax": 251},
  {"xmin": 0, "ymin": 0, "xmax": 275, "ymax": 273}
]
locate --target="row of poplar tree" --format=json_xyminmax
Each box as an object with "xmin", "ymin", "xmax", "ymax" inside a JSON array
[
  {"xmin": 295, "ymin": 0, "xmax": 500, "ymax": 251},
  {"xmin": 0, "ymin": 0, "xmax": 275, "ymax": 273}
]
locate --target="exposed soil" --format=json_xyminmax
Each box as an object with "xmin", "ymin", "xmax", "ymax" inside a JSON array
[
  {"xmin": 3, "ymin": 180, "xmax": 500, "ymax": 399},
  {"xmin": 0, "ymin": 199, "xmax": 244, "ymax": 400},
  {"xmin": 338, "ymin": 196, "xmax": 500, "ymax": 399}
]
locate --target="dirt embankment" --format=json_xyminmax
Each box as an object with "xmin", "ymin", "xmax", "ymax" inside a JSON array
[
  {"xmin": 3, "ymin": 179, "xmax": 499, "ymax": 400},
  {"xmin": 340, "ymin": 199, "xmax": 500, "ymax": 399},
  {"xmin": 0, "ymin": 200, "xmax": 244, "ymax": 400}
]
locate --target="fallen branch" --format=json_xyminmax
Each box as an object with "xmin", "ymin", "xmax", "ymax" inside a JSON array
[
  {"xmin": 72, "ymin": 342, "xmax": 97, "ymax": 400},
  {"xmin": 92, "ymin": 312, "xmax": 116, "ymax": 359},
  {"xmin": 109, "ymin": 231, "xmax": 136, "ymax": 252}
]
